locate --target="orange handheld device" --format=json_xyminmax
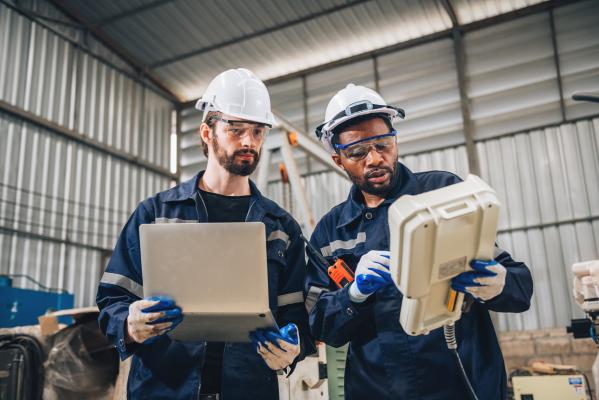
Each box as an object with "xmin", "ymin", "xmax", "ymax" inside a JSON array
[
  {"xmin": 327, "ymin": 259, "xmax": 354, "ymax": 289},
  {"xmin": 300, "ymin": 234, "xmax": 355, "ymax": 289}
]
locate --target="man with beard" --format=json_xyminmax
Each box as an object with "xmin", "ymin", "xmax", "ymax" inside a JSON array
[
  {"xmin": 97, "ymin": 68, "xmax": 314, "ymax": 399},
  {"xmin": 304, "ymin": 84, "xmax": 533, "ymax": 399}
]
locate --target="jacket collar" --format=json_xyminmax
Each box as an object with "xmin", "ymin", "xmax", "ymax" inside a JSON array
[
  {"xmin": 336, "ymin": 162, "xmax": 420, "ymax": 229},
  {"xmin": 160, "ymin": 171, "xmax": 285, "ymax": 218},
  {"xmin": 159, "ymin": 173, "xmax": 200, "ymax": 202}
]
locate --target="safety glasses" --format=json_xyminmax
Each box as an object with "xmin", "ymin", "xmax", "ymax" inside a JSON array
[
  {"xmin": 209, "ymin": 115, "xmax": 271, "ymax": 140},
  {"xmin": 315, "ymin": 100, "xmax": 405, "ymax": 141},
  {"xmin": 334, "ymin": 131, "xmax": 397, "ymax": 161}
]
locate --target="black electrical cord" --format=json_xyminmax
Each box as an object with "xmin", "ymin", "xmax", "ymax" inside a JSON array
[
  {"xmin": 444, "ymin": 323, "xmax": 479, "ymax": 400},
  {"xmin": 0, "ymin": 334, "xmax": 44, "ymax": 400},
  {"xmin": 572, "ymin": 92, "xmax": 599, "ymax": 103},
  {"xmin": 581, "ymin": 371, "xmax": 594, "ymax": 400},
  {"xmin": 3, "ymin": 274, "xmax": 67, "ymax": 293},
  {"xmin": 1, "ymin": 197, "xmax": 128, "ymax": 227},
  {"xmin": 300, "ymin": 233, "xmax": 331, "ymax": 270},
  {"xmin": 0, "ymin": 182, "xmax": 129, "ymax": 217},
  {"xmin": 0, "ymin": 216, "xmax": 114, "ymax": 242}
]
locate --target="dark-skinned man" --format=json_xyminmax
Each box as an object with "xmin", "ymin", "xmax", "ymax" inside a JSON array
[{"xmin": 304, "ymin": 83, "xmax": 533, "ymax": 400}]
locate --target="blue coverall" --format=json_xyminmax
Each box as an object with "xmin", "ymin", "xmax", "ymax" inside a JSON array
[
  {"xmin": 96, "ymin": 172, "xmax": 314, "ymax": 399},
  {"xmin": 305, "ymin": 162, "xmax": 533, "ymax": 400}
]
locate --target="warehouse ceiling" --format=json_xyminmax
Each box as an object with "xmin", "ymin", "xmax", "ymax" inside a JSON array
[{"xmin": 47, "ymin": 0, "xmax": 545, "ymax": 102}]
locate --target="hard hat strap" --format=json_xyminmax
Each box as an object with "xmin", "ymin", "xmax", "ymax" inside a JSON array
[{"xmin": 329, "ymin": 102, "xmax": 405, "ymax": 123}]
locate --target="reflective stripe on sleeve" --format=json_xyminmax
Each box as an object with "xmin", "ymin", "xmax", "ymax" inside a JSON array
[
  {"xmin": 277, "ymin": 291, "xmax": 304, "ymax": 307},
  {"xmin": 320, "ymin": 232, "xmax": 366, "ymax": 257},
  {"xmin": 100, "ymin": 272, "xmax": 144, "ymax": 298},
  {"xmin": 268, "ymin": 230, "xmax": 290, "ymax": 249},
  {"xmin": 305, "ymin": 286, "xmax": 329, "ymax": 313}
]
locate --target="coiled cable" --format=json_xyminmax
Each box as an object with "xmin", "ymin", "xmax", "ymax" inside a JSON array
[{"xmin": 444, "ymin": 323, "xmax": 479, "ymax": 400}]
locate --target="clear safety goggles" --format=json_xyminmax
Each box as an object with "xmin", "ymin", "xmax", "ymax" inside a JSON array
[
  {"xmin": 209, "ymin": 115, "xmax": 271, "ymax": 140},
  {"xmin": 334, "ymin": 131, "xmax": 397, "ymax": 161}
]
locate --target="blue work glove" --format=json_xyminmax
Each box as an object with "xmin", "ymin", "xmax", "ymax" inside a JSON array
[
  {"xmin": 249, "ymin": 323, "xmax": 301, "ymax": 371},
  {"xmin": 348, "ymin": 250, "xmax": 393, "ymax": 303},
  {"xmin": 451, "ymin": 260, "xmax": 507, "ymax": 302},
  {"xmin": 126, "ymin": 295, "xmax": 183, "ymax": 344}
]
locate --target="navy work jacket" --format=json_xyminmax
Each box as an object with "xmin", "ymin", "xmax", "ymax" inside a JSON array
[
  {"xmin": 305, "ymin": 162, "xmax": 533, "ymax": 400},
  {"xmin": 97, "ymin": 171, "xmax": 314, "ymax": 399}
]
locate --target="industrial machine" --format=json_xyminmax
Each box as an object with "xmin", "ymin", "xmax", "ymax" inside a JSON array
[
  {"xmin": 512, "ymin": 374, "xmax": 589, "ymax": 400},
  {"xmin": 568, "ymin": 260, "xmax": 599, "ymax": 343},
  {"xmin": 0, "ymin": 334, "xmax": 44, "ymax": 400},
  {"xmin": 567, "ymin": 259, "xmax": 599, "ymax": 399},
  {"xmin": 0, "ymin": 275, "xmax": 74, "ymax": 327},
  {"xmin": 568, "ymin": 90, "xmax": 599, "ymax": 341},
  {"xmin": 553, "ymin": 91, "xmax": 599, "ymax": 400}
]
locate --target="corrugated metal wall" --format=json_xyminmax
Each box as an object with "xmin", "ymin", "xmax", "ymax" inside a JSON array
[
  {"xmin": 0, "ymin": 3, "xmax": 172, "ymax": 169},
  {"xmin": 484, "ymin": 118, "xmax": 599, "ymax": 331},
  {"xmin": 264, "ymin": 0, "xmax": 598, "ymax": 332},
  {"xmin": 264, "ymin": 0, "xmax": 599, "ymax": 149},
  {"xmin": 266, "ymin": 117, "xmax": 599, "ymax": 333},
  {"xmin": 556, "ymin": 0, "xmax": 599, "ymax": 119},
  {"xmin": 179, "ymin": 106, "xmax": 204, "ymax": 181},
  {"xmin": 174, "ymin": 1, "xmax": 599, "ymax": 331},
  {"xmin": 465, "ymin": 12, "xmax": 563, "ymax": 141},
  {"xmin": 0, "ymin": 1, "xmax": 174, "ymax": 307},
  {"xmin": 379, "ymin": 38, "xmax": 464, "ymax": 154}
]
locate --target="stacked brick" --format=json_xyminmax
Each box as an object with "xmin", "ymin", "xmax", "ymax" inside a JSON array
[{"xmin": 499, "ymin": 328, "xmax": 598, "ymax": 395}]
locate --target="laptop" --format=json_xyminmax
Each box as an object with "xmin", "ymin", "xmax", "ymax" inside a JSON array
[{"xmin": 139, "ymin": 222, "xmax": 278, "ymax": 342}]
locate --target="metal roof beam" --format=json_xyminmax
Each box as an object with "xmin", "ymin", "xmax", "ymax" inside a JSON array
[
  {"xmin": 181, "ymin": 0, "xmax": 581, "ymax": 110},
  {"xmin": 0, "ymin": 0, "xmax": 176, "ymax": 103},
  {"xmin": 451, "ymin": 27, "xmax": 479, "ymax": 175},
  {"xmin": 94, "ymin": 0, "xmax": 177, "ymax": 28},
  {"xmin": 442, "ymin": 0, "xmax": 479, "ymax": 174},
  {"xmin": 549, "ymin": 7, "xmax": 567, "ymax": 122},
  {"xmin": 48, "ymin": 0, "xmax": 181, "ymax": 102},
  {"xmin": 149, "ymin": 0, "xmax": 372, "ymax": 69},
  {"xmin": 179, "ymin": 28, "xmax": 451, "ymax": 109},
  {"xmin": 441, "ymin": 0, "xmax": 459, "ymax": 27},
  {"xmin": 259, "ymin": 0, "xmax": 582, "ymax": 86},
  {"xmin": 178, "ymin": 0, "xmax": 582, "ymax": 111}
]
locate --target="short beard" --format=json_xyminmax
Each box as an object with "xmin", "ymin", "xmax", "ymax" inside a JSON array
[
  {"xmin": 347, "ymin": 164, "xmax": 397, "ymax": 197},
  {"xmin": 211, "ymin": 134, "xmax": 260, "ymax": 176}
]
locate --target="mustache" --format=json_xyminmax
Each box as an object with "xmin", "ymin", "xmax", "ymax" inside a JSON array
[
  {"xmin": 234, "ymin": 149, "xmax": 259, "ymax": 157},
  {"xmin": 365, "ymin": 166, "xmax": 393, "ymax": 179}
]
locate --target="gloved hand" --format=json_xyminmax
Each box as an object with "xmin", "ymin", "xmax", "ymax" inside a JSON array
[
  {"xmin": 126, "ymin": 295, "xmax": 183, "ymax": 344},
  {"xmin": 451, "ymin": 260, "xmax": 507, "ymax": 302},
  {"xmin": 250, "ymin": 323, "xmax": 301, "ymax": 371},
  {"xmin": 348, "ymin": 250, "xmax": 393, "ymax": 303}
]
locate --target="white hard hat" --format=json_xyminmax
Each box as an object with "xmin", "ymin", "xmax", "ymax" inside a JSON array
[
  {"xmin": 195, "ymin": 68, "xmax": 276, "ymax": 126},
  {"xmin": 315, "ymin": 83, "xmax": 405, "ymax": 152}
]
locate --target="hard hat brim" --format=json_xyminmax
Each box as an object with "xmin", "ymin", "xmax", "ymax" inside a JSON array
[
  {"xmin": 322, "ymin": 106, "xmax": 403, "ymax": 135},
  {"xmin": 195, "ymin": 100, "xmax": 276, "ymax": 127}
]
